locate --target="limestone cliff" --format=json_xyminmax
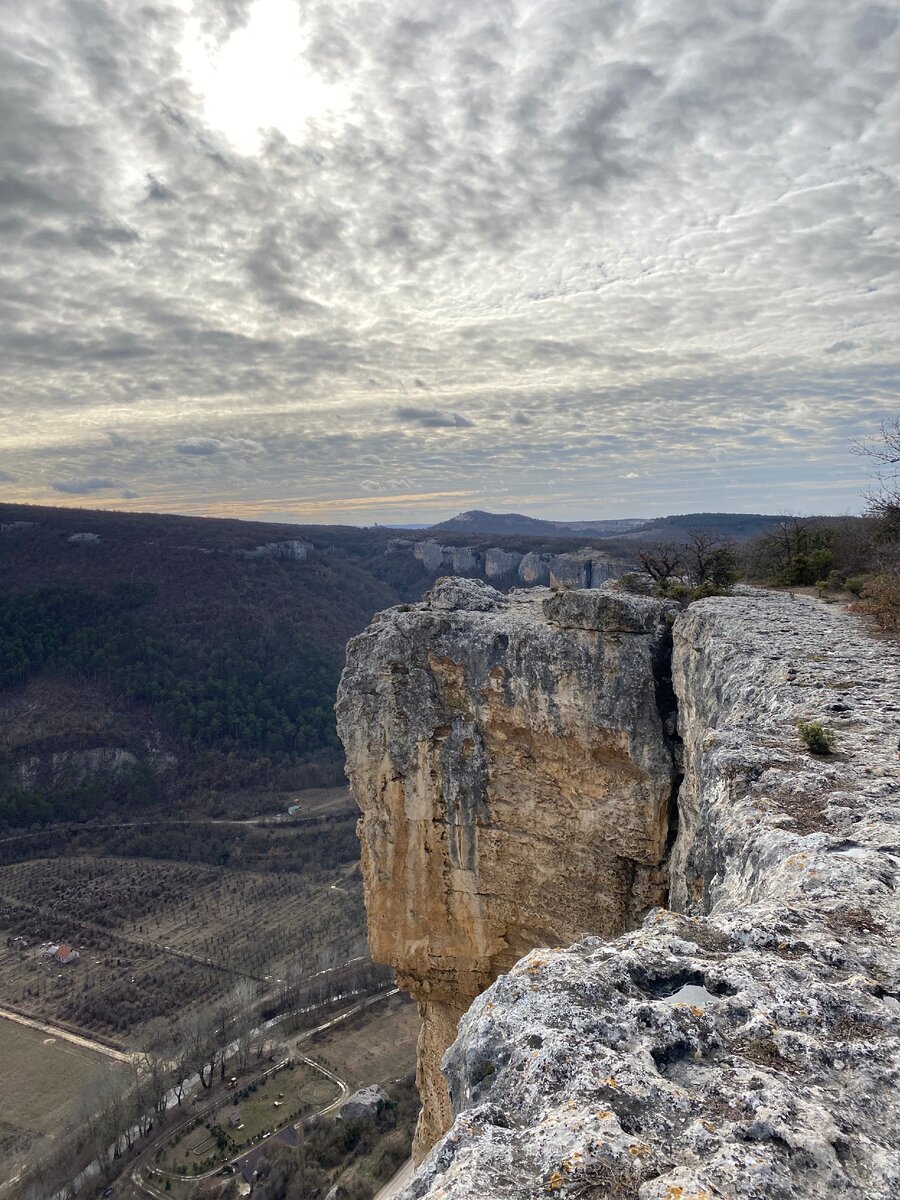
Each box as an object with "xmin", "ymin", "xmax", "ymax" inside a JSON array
[
  {"xmin": 344, "ymin": 587, "xmax": 899, "ymax": 1199},
  {"xmin": 336, "ymin": 579, "xmax": 679, "ymax": 1155},
  {"xmin": 339, "ymin": 585, "xmax": 900, "ymax": 1196}
]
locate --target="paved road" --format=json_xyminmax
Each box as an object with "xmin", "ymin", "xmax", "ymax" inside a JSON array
[{"xmin": 373, "ymin": 1158, "xmax": 416, "ymax": 1200}]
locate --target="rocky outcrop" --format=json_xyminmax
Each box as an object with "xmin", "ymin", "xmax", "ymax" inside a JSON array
[
  {"xmin": 339, "ymin": 1084, "xmax": 389, "ymax": 1122},
  {"xmin": 241, "ymin": 539, "xmax": 311, "ymax": 560},
  {"xmin": 14, "ymin": 745, "xmax": 176, "ymax": 792},
  {"xmin": 337, "ymin": 579, "xmax": 679, "ymax": 1156},
  {"xmin": 409, "ymin": 540, "xmax": 635, "ymax": 589},
  {"xmin": 385, "ymin": 590, "xmax": 900, "ymax": 1199}
]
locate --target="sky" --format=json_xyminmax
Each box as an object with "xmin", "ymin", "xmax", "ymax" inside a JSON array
[{"xmin": 1, "ymin": 0, "xmax": 898, "ymax": 525}]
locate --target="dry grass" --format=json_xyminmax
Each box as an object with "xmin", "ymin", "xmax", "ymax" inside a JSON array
[
  {"xmin": 0, "ymin": 1014, "xmax": 123, "ymax": 1179},
  {"xmin": 304, "ymin": 991, "xmax": 420, "ymax": 1089}
]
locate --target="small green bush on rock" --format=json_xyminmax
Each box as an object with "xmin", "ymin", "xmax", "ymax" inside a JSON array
[{"xmin": 797, "ymin": 720, "xmax": 834, "ymax": 755}]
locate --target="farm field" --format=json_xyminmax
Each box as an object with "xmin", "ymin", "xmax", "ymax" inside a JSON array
[
  {"xmin": 0, "ymin": 1014, "xmax": 123, "ymax": 1185},
  {"xmin": 305, "ymin": 990, "xmax": 420, "ymax": 1089},
  {"xmin": 0, "ymin": 854, "xmax": 365, "ymax": 1040}
]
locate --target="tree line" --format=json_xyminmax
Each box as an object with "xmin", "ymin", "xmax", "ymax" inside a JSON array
[
  {"xmin": 20, "ymin": 957, "xmax": 395, "ymax": 1200},
  {"xmin": 0, "ymin": 583, "xmax": 340, "ymax": 756},
  {"xmin": 629, "ymin": 421, "xmax": 900, "ymax": 627}
]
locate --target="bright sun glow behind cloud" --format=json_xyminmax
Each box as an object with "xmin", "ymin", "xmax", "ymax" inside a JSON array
[{"xmin": 177, "ymin": 0, "xmax": 349, "ymax": 155}]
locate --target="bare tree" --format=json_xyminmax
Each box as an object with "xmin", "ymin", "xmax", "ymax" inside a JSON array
[
  {"xmin": 681, "ymin": 529, "xmax": 736, "ymax": 589},
  {"xmin": 135, "ymin": 1017, "xmax": 173, "ymax": 1116},
  {"xmin": 855, "ymin": 418, "xmax": 900, "ymax": 557},
  {"xmin": 177, "ymin": 1007, "xmax": 219, "ymax": 1089},
  {"xmin": 639, "ymin": 531, "xmax": 735, "ymax": 591},
  {"xmin": 856, "ymin": 417, "xmax": 900, "ymax": 517},
  {"xmin": 229, "ymin": 978, "xmax": 258, "ymax": 1073},
  {"xmin": 20, "ymin": 1135, "xmax": 79, "ymax": 1200},
  {"xmin": 638, "ymin": 543, "xmax": 682, "ymax": 582}
]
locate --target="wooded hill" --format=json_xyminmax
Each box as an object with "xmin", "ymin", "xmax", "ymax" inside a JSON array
[
  {"xmin": 0, "ymin": 504, "xmax": 430, "ymax": 827},
  {"xmin": 2, "ymin": 502, "xmax": 871, "ymax": 830}
]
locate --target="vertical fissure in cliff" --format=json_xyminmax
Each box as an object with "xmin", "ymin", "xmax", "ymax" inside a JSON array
[{"xmin": 652, "ymin": 616, "xmax": 683, "ymax": 903}]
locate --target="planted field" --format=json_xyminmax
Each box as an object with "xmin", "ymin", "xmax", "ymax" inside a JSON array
[
  {"xmin": 305, "ymin": 991, "xmax": 420, "ymax": 1089},
  {"xmin": 0, "ymin": 854, "xmax": 365, "ymax": 1040},
  {"xmin": 0, "ymin": 1014, "xmax": 123, "ymax": 1181}
]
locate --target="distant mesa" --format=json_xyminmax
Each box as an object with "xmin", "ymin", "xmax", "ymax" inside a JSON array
[
  {"xmin": 429, "ymin": 509, "xmax": 647, "ymax": 538},
  {"xmin": 429, "ymin": 509, "xmax": 790, "ymax": 542}
]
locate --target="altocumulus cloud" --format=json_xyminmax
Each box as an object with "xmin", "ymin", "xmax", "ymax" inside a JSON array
[
  {"xmin": 174, "ymin": 437, "xmax": 264, "ymax": 456},
  {"xmin": 51, "ymin": 477, "xmax": 123, "ymax": 494},
  {"xmin": 0, "ymin": 0, "xmax": 897, "ymax": 521},
  {"xmin": 395, "ymin": 407, "xmax": 475, "ymax": 429}
]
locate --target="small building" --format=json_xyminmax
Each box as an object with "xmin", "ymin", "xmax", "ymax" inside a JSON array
[
  {"xmin": 228, "ymin": 1111, "xmax": 242, "ymax": 1128},
  {"xmin": 54, "ymin": 944, "xmax": 79, "ymax": 965}
]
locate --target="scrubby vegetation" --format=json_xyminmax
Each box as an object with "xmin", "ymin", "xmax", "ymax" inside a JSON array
[
  {"xmin": 635, "ymin": 529, "xmax": 738, "ymax": 603},
  {"xmin": 737, "ymin": 422, "xmax": 900, "ymax": 630},
  {"xmin": 250, "ymin": 1074, "xmax": 420, "ymax": 1200}
]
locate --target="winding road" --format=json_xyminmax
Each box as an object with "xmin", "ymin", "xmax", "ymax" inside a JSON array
[{"xmin": 131, "ymin": 988, "xmax": 398, "ymax": 1197}]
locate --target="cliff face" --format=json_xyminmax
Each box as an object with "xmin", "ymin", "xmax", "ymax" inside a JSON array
[
  {"xmin": 336, "ymin": 579, "xmax": 679, "ymax": 1155},
  {"xmin": 405, "ymin": 539, "xmax": 636, "ymax": 587},
  {"xmin": 357, "ymin": 588, "xmax": 899, "ymax": 1200}
]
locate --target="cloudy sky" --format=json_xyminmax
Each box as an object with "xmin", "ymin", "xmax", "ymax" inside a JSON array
[{"xmin": 1, "ymin": 0, "xmax": 897, "ymax": 524}]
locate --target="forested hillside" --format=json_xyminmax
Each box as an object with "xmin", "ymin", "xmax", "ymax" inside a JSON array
[{"xmin": 0, "ymin": 505, "xmax": 428, "ymax": 827}]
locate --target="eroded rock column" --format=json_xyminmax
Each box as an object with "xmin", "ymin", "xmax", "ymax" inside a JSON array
[{"xmin": 336, "ymin": 578, "xmax": 678, "ymax": 1157}]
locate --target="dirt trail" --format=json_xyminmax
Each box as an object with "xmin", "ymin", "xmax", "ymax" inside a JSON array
[
  {"xmin": 0, "ymin": 1004, "xmax": 133, "ymax": 1062},
  {"xmin": 373, "ymin": 1158, "xmax": 416, "ymax": 1200}
]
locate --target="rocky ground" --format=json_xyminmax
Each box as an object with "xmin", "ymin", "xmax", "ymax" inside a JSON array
[{"xmin": 352, "ymin": 585, "xmax": 899, "ymax": 1199}]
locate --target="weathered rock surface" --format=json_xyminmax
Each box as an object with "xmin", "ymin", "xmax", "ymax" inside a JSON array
[
  {"xmin": 395, "ymin": 590, "xmax": 900, "ymax": 1199},
  {"xmin": 242, "ymin": 538, "xmax": 311, "ymax": 560},
  {"xmin": 337, "ymin": 579, "xmax": 679, "ymax": 1157},
  {"xmin": 339, "ymin": 1084, "xmax": 389, "ymax": 1122}
]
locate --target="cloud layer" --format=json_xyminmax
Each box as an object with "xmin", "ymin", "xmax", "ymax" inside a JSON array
[{"xmin": 1, "ymin": 0, "xmax": 897, "ymax": 521}]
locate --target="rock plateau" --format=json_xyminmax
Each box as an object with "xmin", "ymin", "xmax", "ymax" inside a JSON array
[{"xmin": 337, "ymin": 582, "xmax": 900, "ymax": 1197}]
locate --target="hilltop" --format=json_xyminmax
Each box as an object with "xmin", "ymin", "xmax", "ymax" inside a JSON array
[
  {"xmin": 429, "ymin": 508, "xmax": 790, "ymax": 541},
  {"xmin": 428, "ymin": 509, "xmax": 646, "ymax": 537}
]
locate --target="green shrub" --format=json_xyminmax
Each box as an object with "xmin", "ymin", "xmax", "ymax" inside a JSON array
[
  {"xmin": 845, "ymin": 574, "xmax": 869, "ymax": 596},
  {"xmin": 797, "ymin": 721, "xmax": 834, "ymax": 755}
]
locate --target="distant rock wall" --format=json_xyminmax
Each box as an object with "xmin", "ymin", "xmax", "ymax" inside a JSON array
[
  {"xmin": 339, "ymin": 585, "xmax": 900, "ymax": 1198},
  {"xmin": 406, "ymin": 540, "xmax": 636, "ymax": 589}
]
